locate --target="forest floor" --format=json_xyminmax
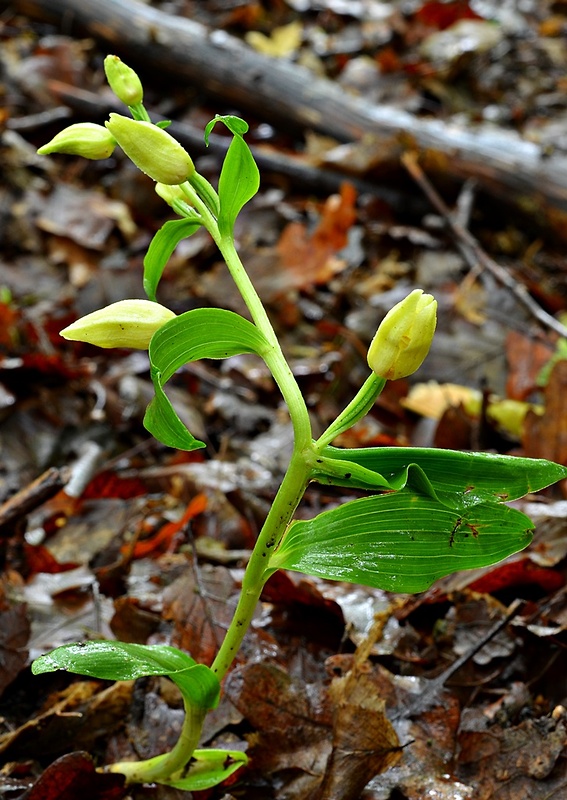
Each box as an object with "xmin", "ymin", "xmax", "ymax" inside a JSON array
[{"xmin": 0, "ymin": 1, "xmax": 566, "ymax": 799}]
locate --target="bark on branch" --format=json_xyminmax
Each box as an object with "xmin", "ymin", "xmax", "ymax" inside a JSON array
[{"xmin": 7, "ymin": 0, "xmax": 567, "ymax": 231}]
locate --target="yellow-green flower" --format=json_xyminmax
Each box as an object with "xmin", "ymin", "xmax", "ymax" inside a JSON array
[
  {"xmin": 104, "ymin": 55, "xmax": 144, "ymax": 106},
  {"xmin": 368, "ymin": 289, "xmax": 437, "ymax": 381},
  {"xmin": 60, "ymin": 299, "xmax": 175, "ymax": 349},
  {"xmin": 37, "ymin": 123, "xmax": 116, "ymax": 160},
  {"xmin": 105, "ymin": 114, "xmax": 194, "ymax": 185}
]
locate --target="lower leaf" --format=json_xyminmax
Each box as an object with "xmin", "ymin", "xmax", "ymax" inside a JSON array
[
  {"xmin": 166, "ymin": 748, "xmax": 248, "ymax": 791},
  {"xmin": 269, "ymin": 492, "xmax": 534, "ymax": 593}
]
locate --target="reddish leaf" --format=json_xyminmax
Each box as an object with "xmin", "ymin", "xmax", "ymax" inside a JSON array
[
  {"xmin": 124, "ymin": 493, "xmax": 207, "ymax": 559},
  {"xmin": 21, "ymin": 752, "xmax": 126, "ymax": 800},
  {"xmin": 0, "ymin": 302, "xmax": 20, "ymax": 348},
  {"xmin": 523, "ymin": 361, "xmax": 567, "ymax": 495},
  {"xmin": 82, "ymin": 471, "xmax": 148, "ymax": 501},
  {"xmin": 505, "ymin": 330, "xmax": 553, "ymax": 401},
  {"xmin": 276, "ymin": 183, "xmax": 357, "ymax": 288},
  {"xmin": 414, "ymin": 0, "xmax": 481, "ymax": 30},
  {"xmin": 23, "ymin": 543, "xmax": 78, "ymax": 576},
  {"xmin": 467, "ymin": 558, "xmax": 564, "ymax": 595}
]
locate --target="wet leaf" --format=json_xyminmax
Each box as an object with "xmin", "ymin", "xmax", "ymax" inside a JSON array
[
  {"xmin": 32, "ymin": 642, "xmax": 220, "ymax": 712},
  {"xmin": 270, "ymin": 492, "xmax": 534, "ymax": 593}
]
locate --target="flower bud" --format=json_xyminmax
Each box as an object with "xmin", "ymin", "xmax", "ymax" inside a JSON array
[
  {"xmin": 368, "ymin": 289, "xmax": 437, "ymax": 381},
  {"xmin": 37, "ymin": 123, "xmax": 116, "ymax": 160},
  {"xmin": 104, "ymin": 55, "xmax": 144, "ymax": 106},
  {"xmin": 60, "ymin": 299, "xmax": 175, "ymax": 349},
  {"xmin": 105, "ymin": 114, "xmax": 194, "ymax": 184}
]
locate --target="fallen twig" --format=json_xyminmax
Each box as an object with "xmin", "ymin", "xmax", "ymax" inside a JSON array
[
  {"xmin": 394, "ymin": 597, "xmax": 524, "ymax": 719},
  {"xmin": 402, "ymin": 152, "xmax": 567, "ymax": 340},
  {"xmin": 7, "ymin": 0, "xmax": 567, "ymax": 232}
]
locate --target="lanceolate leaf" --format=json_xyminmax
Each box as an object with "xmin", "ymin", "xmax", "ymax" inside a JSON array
[
  {"xmin": 322, "ymin": 446, "xmax": 567, "ymax": 509},
  {"xmin": 269, "ymin": 491, "xmax": 534, "ymax": 593},
  {"xmin": 144, "ymin": 218, "xmax": 200, "ymax": 301},
  {"xmin": 144, "ymin": 308, "xmax": 271, "ymax": 450},
  {"xmin": 32, "ymin": 641, "xmax": 220, "ymax": 711},
  {"xmin": 206, "ymin": 116, "xmax": 259, "ymax": 238}
]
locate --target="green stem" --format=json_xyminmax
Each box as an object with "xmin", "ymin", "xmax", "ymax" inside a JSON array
[
  {"xmin": 180, "ymin": 180, "xmax": 311, "ymax": 451},
  {"xmin": 108, "ymin": 702, "xmax": 206, "ymax": 784},
  {"xmin": 211, "ymin": 447, "xmax": 313, "ymax": 680}
]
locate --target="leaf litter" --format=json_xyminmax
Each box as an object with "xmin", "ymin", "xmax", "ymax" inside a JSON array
[{"xmin": 1, "ymin": 0, "xmax": 567, "ymax": 798}]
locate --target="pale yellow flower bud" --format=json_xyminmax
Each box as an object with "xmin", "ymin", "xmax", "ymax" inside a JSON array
[
  {"xmin": 104, "ymin": 55, "xmax": 144, "ymax": 106},
  {"xmin": 37, "ymin": 123, "xmax": 116, "ymax": 160},
  {"xmin": 368, "ymin": 289, "xmax": 437, "ymax": 381},
  {"xmin": 60, "ymin": 299, "xmax": 175, "ymax": 349},
  {"xmin": 105, "ymin": 114, "xmax": 194, "ymax": 185},
  {"xmin": 155, "ymin": 183, "xmax": 186, "ymax": 206}
]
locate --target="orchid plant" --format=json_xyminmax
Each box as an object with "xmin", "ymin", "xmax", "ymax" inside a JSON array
[{"xmin": 31, "ymin": 56, "xmax": 567, "ymax": 790}]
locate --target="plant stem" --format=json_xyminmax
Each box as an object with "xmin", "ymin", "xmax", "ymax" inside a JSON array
[
  {"xmin": 180, "ymin": 180, "xmax": 312, "ymax": 451},
  {"xmin": 108, "ymin": 702, "xmax": 207, "ymax": 784},
  {"xmin": 211, "ymin": 447, "xmax": 313, "ymax": 680}
]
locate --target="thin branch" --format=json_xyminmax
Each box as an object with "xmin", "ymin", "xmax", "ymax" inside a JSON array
[{"xmin": 402, "ymin": 152, "xmax": 567, "ymax": 340}]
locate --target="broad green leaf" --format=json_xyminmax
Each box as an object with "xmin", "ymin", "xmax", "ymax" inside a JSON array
[
  {"xmin": 144, "ymin": 308, "xmax": 271, "ymax": 450},
  {"xmin": 270, "ymin": 491, "xmax": 534, "ymax": 593},
  {"xmin": 322, "ymin": 446, "xmax": 567, "ymax": 508},
  {"xmin": 166, "ymin": 748, "xmax": 248, "ymax": 791},
  {"xmin": 144, "ymin": 218, "xmax": 200, "ymax": 301},
  {"xmin": 32, "ymin": 641, "xmax": 219, "ymax": 710},
  {"xmin": 31, "ymin": 641, "xmax": 196, "ymax": 679}
]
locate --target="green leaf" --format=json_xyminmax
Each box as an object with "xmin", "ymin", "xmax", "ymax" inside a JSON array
[
  {"xmin": 217, "ymin": 135, "xmax": 259, "ymax": 236},
  {"xmin": 270, "ymin": 491, "xmax": 534, "ymax": 593},
  {"xmin": 166, "ymin": 748, "xmax": 248, "ymax": 791},
  {"xmin": 144, "ymin": 218, "xmax": 200, "ymax": 301},
  {"xmin": 203, "ymin": 116, "xmax": 258, "ymax": 237},
  {"xmin": 32, "ymin": 641, "xmax": 220, "ymax": 711},
  {"xmin": 204, "ymin": 114, "xmax": 249, "ymax": 145},
  {"xmin": 144, "ymin": 308, "xmax": 271, "ymax": 450},
  {"xmin": 322, "ymin": 446, "xmax": 567, "ymax": 508},
  {"xmin": 313, "ymin": 454, "xmax": 439, "ymax": 500}
]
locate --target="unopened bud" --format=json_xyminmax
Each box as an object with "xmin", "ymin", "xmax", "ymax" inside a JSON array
[
  {"xmin": 155, "ymin": 183, "xmax": 198, "ymax": 218},
  {"xmin": 368, "ymin": 289, "xmax": 437, "ymax": 381},
  {"xmin": 104, "ymin": 55, "xmax": 144, "ymax": 106},
  {"xmin": 60, "ymin": 299, "xmax": 175, "ymax": 349},
  {"xmin": 37, "ymin": 123, "xmax": 116, "ymax": 160},
  {"xmin": 105, "ymin": 114, "xmax": 194, "ymax": 184}
]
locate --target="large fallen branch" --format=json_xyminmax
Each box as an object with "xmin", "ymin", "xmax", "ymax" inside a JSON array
[{"xmin": 8, "ymin": 0, "xmax": 567, "ymax": 230}]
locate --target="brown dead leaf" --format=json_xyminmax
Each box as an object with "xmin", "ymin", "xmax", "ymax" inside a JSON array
[
  {"xmin": 505, "ymin": 330, "xmax": 553, "ymax": 401},
  {"xmin": 225, "ymin": 661, "xmax": 332, "ymax": 798},
  {"xmin": 318, "ymin": 672, "xmax": 401, "ymax": 800},
  {"xmin": 0, "ymin": 680, "xmax": 132, "ymax": 761},
  {"xmin": 523, "ymin": 361, "xmax": 567, "ymax": 493},
  {"xmin": 162, "ymin": 561, "xmax": 241, "ymax": 666},
  {"xmin": 457, "ymin": 714, "xmax": 567, "ymax": 799},
  {"xmin": 0, "ymin": 604, "xmax": 30, "ymax": 697},
  {"xmin": 276, "ymin": 183, "xmax": 357, "ymax": 288}
]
